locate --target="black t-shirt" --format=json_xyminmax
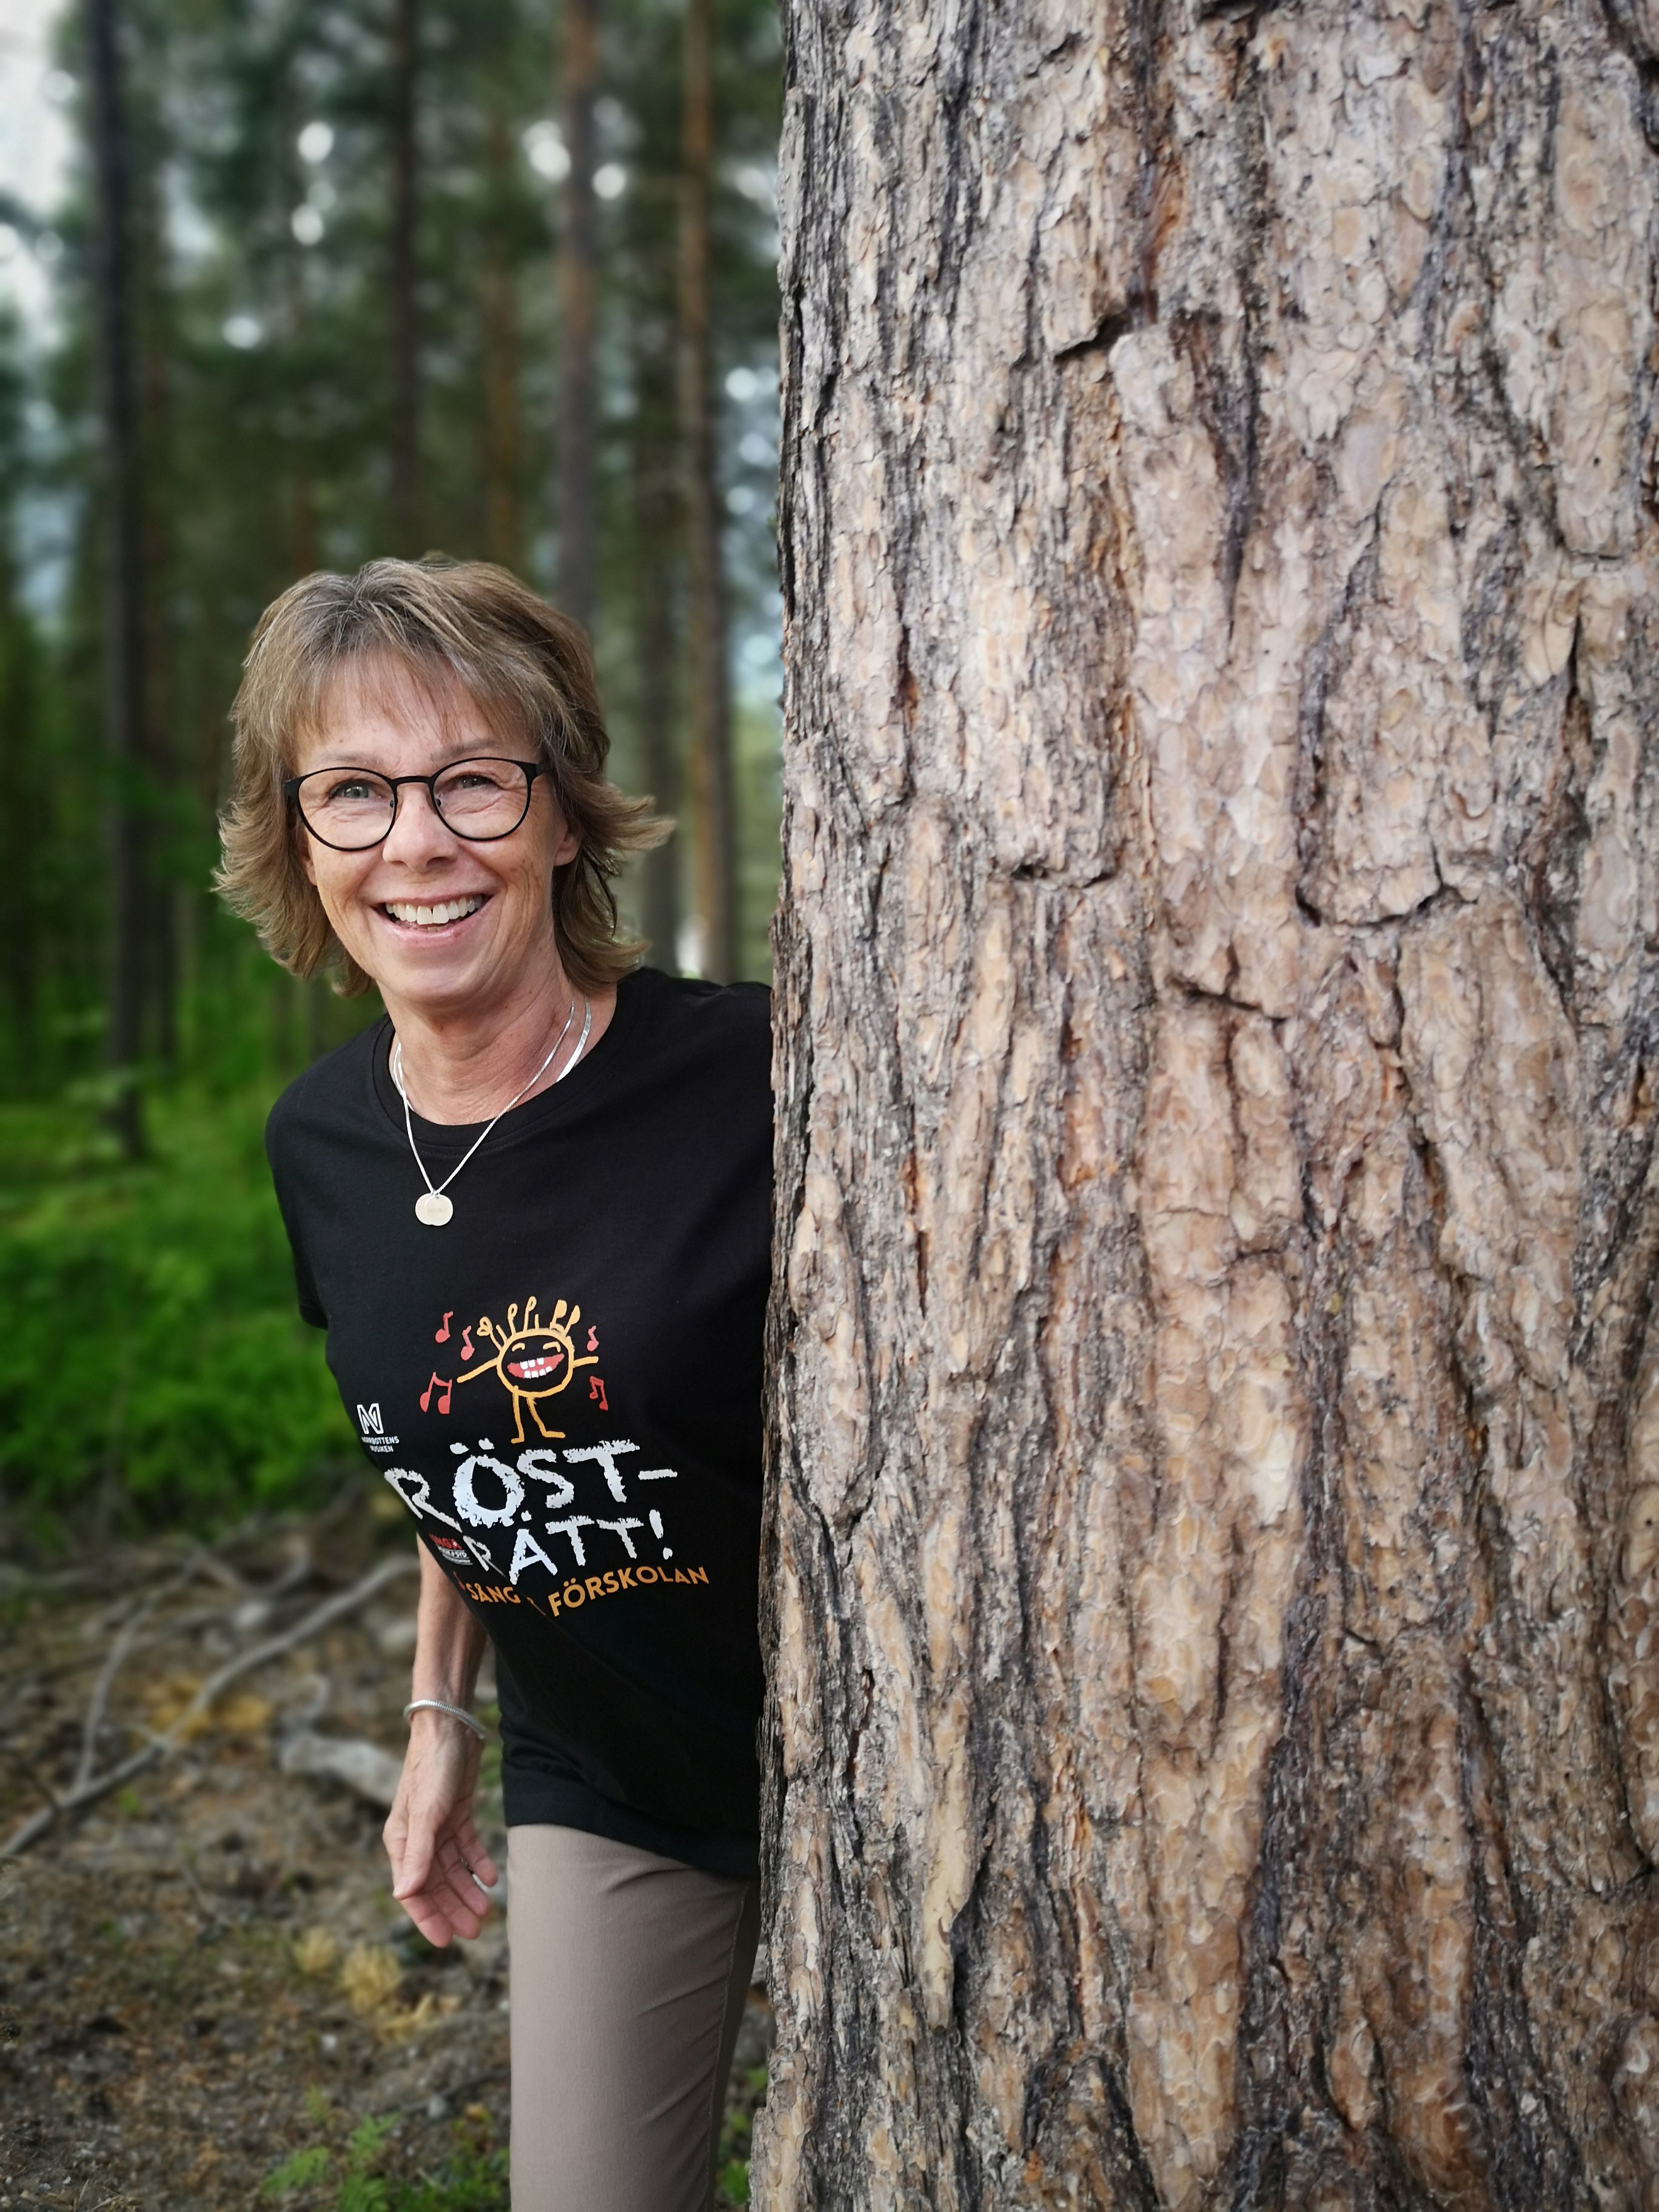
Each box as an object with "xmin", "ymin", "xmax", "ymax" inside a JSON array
[{"xmin": 264, "ymin": 967, "xmax": 772, "ymax": 1878}]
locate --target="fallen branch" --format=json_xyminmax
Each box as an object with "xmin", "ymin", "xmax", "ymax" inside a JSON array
[
  {"xmin": 1, "ymin": 1552, "xmax": 418, "ymax": 1859},
  {"xmin": 29, "ymin": 1584, "xmax": 320, "ymax": 1688},
  {"xmin": 75, "ymin": 1565, "xmax": 199, "ymax": 1792}
]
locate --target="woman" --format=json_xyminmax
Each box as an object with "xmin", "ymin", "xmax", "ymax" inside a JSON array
[{"xmin": 218, "ymin": 557, "xmax": 772, "ymax": 2212}]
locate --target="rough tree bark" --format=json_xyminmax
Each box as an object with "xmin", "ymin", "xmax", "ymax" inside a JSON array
[{"xmin": 759, "ymin": 3, "xmax": 1659, "ymax": 2209}]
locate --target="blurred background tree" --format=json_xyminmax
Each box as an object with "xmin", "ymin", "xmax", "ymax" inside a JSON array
[{"xmin": 0, "ymin": 0, "xmax": 782, "ymax": 1537}]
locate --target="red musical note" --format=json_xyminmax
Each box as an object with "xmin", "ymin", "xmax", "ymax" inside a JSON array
[
  {"xmin": 420, "ymin": 1372, "xmax": 453, "ymax": 1415},
  {"xmin": 586, "ymin": 1325, "xmax": 598, "ymax": 1352},
  {"xmin": 588, "ymin": 1376, "xmax": 608, "ymax": 1412},
  {"xmin": 460, "ymin": 1325, "xmax": 475, "ymax": 1361},
  {"xmin": 434, "ymin": 1311, "xmax": 453, "ymax": 1343}
]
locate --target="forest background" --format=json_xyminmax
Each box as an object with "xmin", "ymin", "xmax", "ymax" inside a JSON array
[{"xmin": 0, "ymin": 0, "xmax": 785, "ymax": 1543}]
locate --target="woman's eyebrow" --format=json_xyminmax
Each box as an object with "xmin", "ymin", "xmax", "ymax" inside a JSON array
[{"xmin": 300, "ymin": 739, "xmax": 494, "ymax": 771}]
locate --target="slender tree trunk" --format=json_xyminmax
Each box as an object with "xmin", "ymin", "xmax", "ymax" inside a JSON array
[
  {"xmin": 136, "ymin": 155, "xmax": 175, "ymax": 1067},
  {"xmin": 483, "ymin": 62, "xmax": 521, "ymax": 573},
  {"xmin": 629, "ymin": 171, "xmax": 682, "ymax": 968},
  {"xmin": 389, "ymin": 0, "xmax": 421, "ymax": 554},
  {"xmin": 85, "ymin": 0, "xmax": 147, "ymax": 1155},
  {"xmin": 0, "ymin": 592, "xmax": 40, "ymax": 1061},
  {"xmin": 760, "ymin": 4, "xmax": 1659, "ymax": 2209},
  {"xmin": 278, "ymin": 61, "xmax": 318, "ymax": 581},
  {"xmin": 679, "ymin": 0, "xmax": 734, "ymax": 982},
  {"xmin": 557, "ymin": 0, "xmax": 600, "ymax": 632},
  {"xmin": 285, "ymin": 235, "xmax": 317, "ymax": 581}
]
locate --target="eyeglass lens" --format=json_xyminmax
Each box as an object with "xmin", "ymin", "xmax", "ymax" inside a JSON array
[{"xmin": 296, "ymin": 759, "xmax": 532, "ymax": 848}]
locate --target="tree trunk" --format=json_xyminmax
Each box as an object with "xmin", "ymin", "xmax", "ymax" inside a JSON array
[
  {"xmin": 284, "ymin": 220, "xmax": 317, "ymax": 581},
  {"xmin": 136, "ymin": 149, "xmax": 175, "ymax": 1067},
  {"xmin": 760, "ymin": 5, "xmax": 1659, "ymax": 2210},
  {"xmin": 679, "ymin": 0, "xmax": 735, "ymax": 982},
  {"xmin": 629, "ymin": 162, "xmax": 682, "ymax": 969},
  {"xmin": 388, "ymin": 0, "xmax": 421, "ymax": 555},
  {"xmin": 557, "ymin": 0, "xmax": 600, "ymax": 634},
  {"xmin": 85, "ymin": 0, "xmax": 147, "ymax": 1155},
  {"xmin": 482, "ymin": 49, "xmax": 521, "ymax": 574},
  {"xmin": 0, "ymin": 574, "xmax": 41, "ymax": 1060}
]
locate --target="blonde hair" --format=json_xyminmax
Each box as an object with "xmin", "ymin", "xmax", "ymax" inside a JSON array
[{"xmin": 216, "ymin": 557, "xmax": 668, "ymax": 995}]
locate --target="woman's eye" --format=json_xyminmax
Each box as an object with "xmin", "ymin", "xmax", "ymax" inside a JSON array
[{"xmin": 325, "ymin": 777, "xmax": 381, "ymax": 803}]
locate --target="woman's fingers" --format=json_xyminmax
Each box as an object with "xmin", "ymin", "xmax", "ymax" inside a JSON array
[
  {"xmin": 452, "ymin": 1815, "xmax": 500, "ymax": 1891},
  {"xmin": 432, "ymin": 1829, "xmax": 494, "ymax": 1929},
  {"xmin": 389, "ymin": 1804, "xmax": 496, "ymax": 1943},
  {"xmin": 388, "ymin": 1774, "xmax": 464, "ymax": 1899},
  {"xmin": 382, "ymin": 1724, "xmax": 496, "ymax": 1942},
  {"xmin": 400, "ymin": 1890, "xmax": 458, "ymax": 1947},
  {"xmin": 389, "ymin": 1816, "xmax": 437, "ymax": 1902},
  {"xmin": 395, "ymin": 1862, "xmax": 471, "ymax": 1946}
]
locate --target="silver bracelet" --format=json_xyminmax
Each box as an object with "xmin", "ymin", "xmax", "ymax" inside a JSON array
[{"xmin": 404, "ymin": 1698, "xmax": 486, "ymax": 1742}]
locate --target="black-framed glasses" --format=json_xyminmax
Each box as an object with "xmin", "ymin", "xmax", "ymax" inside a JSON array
[{"xmin": 284, "ymin": 757, "xmax": 546, "ymax": 851}]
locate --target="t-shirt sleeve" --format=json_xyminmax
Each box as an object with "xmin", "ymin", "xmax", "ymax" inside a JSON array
[{"xmin": 265, "ymin": 1094, "xmax": 328, "ymax": 1330}]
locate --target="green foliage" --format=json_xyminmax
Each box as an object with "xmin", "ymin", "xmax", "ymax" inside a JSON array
[
  {"xmin": 714, "ymin": 2058, "xmax": 769, "ymax": 2207},
  {"xmin": 389, "ymin": 2145, "xmax": 509, "ymax": 2212},
  {"xmin": 260, "ymin": 2111, "xmax": 509, "ymax": 2212},
  {"xmin": 0, "ymin": 1078, "xmax": 354, "ymax": 1535},
  {"xmin": 263, "ymin": 2144, "xmax": 333, "ymax": 2197},
  {"xmin": 335, "ymin": 2178, "xmax": 389, "ymax": 2212}
]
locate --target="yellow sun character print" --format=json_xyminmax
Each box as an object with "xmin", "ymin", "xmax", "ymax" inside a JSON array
[{"xmin": 457, "ymin": 1295, "xmax": 598, "ymax": 1443}]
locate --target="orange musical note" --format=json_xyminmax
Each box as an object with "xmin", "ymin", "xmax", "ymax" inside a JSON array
[
  {"xmin": 420, "ymin": 1372, "xmax": 453, "ymax": 1415},
  {"xmin": 586, "ymin": 1325, "xmax": 598, "ymax": 1352},
  {"xmin": 434, "ymin": 1311, "xmax": 453, "ymax": 1343},
  {"xmin": 460, "ymin": 1325, "xmax": 475, "ymax": 1361},
  {"xmin": 588, "ymin": 1376, "xmax": 608, "ymax": 1412}
]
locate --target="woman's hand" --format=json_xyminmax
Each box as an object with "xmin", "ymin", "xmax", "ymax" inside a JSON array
[{"xmin": 384, "ymin": 1710, "xmax": 500, "ymax": 1946}]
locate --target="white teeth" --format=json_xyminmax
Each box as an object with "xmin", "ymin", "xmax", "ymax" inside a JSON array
[{"xmin": 383, "ymin": 896, "xmax": 486, "ymax": 927}]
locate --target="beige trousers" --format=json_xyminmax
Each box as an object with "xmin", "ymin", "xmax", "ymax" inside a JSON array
[{"xmin": 506, "ymin": 1824, "xmax": 762, "ymax": 2212}]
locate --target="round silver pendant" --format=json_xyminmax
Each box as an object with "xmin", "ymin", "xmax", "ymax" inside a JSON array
[{"xmin": 414, "ymin": 1191, "xmax": 454, "ymax": 1227}]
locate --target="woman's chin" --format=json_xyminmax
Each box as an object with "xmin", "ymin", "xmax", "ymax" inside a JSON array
[
  {"xmin": 358, "ymin": 939, "xmax": 497, "ymax": 1015},
  {"xmin": 349, "ymin": 907, "xmax": 494, "ymax": 999},
  {"xmin": 337, "ymin": 897, "xmax": 565, "ymax": 1023}
]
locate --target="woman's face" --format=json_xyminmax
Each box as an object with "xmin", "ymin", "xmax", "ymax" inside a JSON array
[{"xmin": 293, "ymin": 665, "xmax": 576, "ymax": 1022}]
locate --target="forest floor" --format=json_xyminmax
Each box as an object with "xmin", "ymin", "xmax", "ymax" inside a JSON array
[{"xmin": 0, "ymin": 1489, "xmax": 771, "ymax": 2211}]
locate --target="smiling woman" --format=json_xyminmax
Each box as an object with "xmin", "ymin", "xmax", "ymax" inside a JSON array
[
  {"xmin": 214, "ymin": 557, "xmax": 775, "ymax": 2212},
  {"xmin": 216, "ymin": 556, "xmax": 662, "ymax": 1008}
]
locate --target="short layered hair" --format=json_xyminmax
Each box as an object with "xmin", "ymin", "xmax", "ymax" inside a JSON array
[{"xmin": 216, "ymin": 557, "xmax": 667, "ymax": 995}]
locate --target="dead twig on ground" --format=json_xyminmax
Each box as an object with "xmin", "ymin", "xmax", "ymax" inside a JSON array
[
  {"xmin": 74, "ymin": 1566, "xmax": 199, "ymax": 1793},
  {"xmin": 1, "ymin": 1552, "xmax": 417, "ymax": 1860},
  {"xmin": 16, "ymin": 1532, "xmax": 337, "ymax": 1691}
]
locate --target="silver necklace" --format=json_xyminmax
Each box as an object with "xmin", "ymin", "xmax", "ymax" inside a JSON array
[{"xmin": 390, "ymin": 996, "xmax": 592, "ymax": 1227}]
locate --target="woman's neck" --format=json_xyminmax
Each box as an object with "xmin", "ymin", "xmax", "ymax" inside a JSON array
[{"xmin": 386, "ymin": 962, "xmax": 615, "ymax": 1124}]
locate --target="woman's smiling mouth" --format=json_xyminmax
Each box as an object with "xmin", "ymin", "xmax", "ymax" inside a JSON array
[{"xmin": 380, "ymin": 894, "xmax": 489, "ymax": 928}]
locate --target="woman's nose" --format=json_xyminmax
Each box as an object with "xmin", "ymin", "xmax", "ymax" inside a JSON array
[{"xmin": 382, "ymin": 779, "xmax": 457, "ymax": 862}]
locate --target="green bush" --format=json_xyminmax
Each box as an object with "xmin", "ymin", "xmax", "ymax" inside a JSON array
[{"xmin": 0, "ymin": 1083, "xmax": 352, "ymax": 1536}]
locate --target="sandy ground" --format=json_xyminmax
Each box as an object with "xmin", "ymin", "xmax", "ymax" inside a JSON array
[{"xmin": 0, "ymin": 1497, "xmax": 771, "ymax": 2210}]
